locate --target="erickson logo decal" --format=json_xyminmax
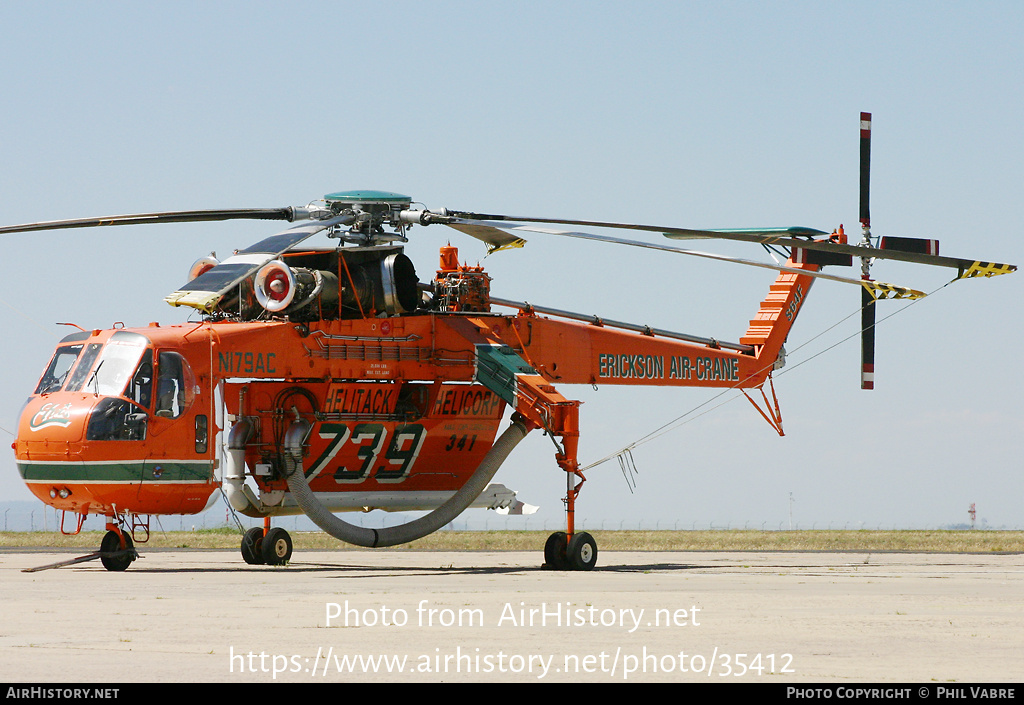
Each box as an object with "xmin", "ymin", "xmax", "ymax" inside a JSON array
[{"xmin": 29, "ymin": 402, "xmax": 74, "ymax": 431}]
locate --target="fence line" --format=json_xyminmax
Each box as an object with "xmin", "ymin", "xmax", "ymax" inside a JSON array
[{"xmin": 0, "ymin": 504, "xmax": 1011, "ymax": 532}]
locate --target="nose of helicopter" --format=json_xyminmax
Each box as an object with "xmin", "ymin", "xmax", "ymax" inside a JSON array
[
  {"xmin": 16, "ymin": 390, "xmax": 216, "ymax": 517},
  {"xmin": 16, "ymin": 392, "xmax": 103, "ymax": 511}
]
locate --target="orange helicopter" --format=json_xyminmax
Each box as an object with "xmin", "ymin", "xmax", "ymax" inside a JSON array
[{"xmin": 7, "ymin": 114, "xmax": 1016, "ymax": 572}]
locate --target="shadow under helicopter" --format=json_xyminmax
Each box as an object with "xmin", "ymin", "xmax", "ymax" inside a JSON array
[{"xmin": 19, "ymin": 550, "xmax": 877, "ymax": 577}]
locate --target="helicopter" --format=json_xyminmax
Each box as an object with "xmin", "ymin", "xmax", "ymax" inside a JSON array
[{"xmin": 7, "ymin": 114, "xmax": 1016, "ymax": 572}]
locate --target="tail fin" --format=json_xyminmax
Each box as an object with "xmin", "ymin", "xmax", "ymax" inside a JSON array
[{"xmin": 740, "ymin": 262, "xmax": 820, "ymax": 376}]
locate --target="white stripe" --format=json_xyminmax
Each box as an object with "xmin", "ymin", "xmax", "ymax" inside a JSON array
[{"xmin": 17, "ymin": 459, "xmax": 209, "ymax": 466}]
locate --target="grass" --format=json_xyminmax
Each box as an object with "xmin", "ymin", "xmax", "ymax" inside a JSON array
[{"xmin": 1, "ymin": 529, "xmax": 1022, "ymax": 553}]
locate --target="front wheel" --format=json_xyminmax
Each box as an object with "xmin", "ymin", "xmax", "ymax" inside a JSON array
[{"xmin": 100, "ymin": 530, "xmax": 136, "ymax": 572}]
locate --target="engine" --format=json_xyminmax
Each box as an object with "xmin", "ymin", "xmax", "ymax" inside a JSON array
[{"xmin": 193, "ymin": 246, "xmax": 420, "ymax": 322}]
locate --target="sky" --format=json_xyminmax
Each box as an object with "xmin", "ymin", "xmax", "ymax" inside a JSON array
[{"xmin": 0, "ymin": 1, "xmax": 1021, "ymax": 534}]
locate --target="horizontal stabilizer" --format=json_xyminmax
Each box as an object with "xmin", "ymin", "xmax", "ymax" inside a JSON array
[
  {"xmin": 862, "ymin": 281, "xmax": 925, "ymax": 300},
  {"xmin": 959, "ymin": 261, "xmax": 1017, "ymax": 279}
]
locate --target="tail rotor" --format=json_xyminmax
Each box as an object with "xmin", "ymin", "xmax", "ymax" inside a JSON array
[{"xmin": 859, "ymin": 112, "xmax": 876, "ymax": 390}]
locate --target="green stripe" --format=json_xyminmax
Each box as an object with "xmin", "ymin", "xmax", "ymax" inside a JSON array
[{"xmin": 18, "ymin": 461, "xmax": 212, "ymax": 483}]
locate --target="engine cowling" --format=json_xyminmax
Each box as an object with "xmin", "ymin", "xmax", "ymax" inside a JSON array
[{"xmin": 251, "ymin": 250, "xmax": 418, "ymax": 320}]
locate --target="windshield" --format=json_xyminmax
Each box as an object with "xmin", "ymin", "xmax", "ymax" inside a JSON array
[
  {"xmin": 65, "ymin": 343, "xmax": 104, "ymax": 393},
  {"xmin": 91, "ymin": 339, "xmax": 148, "ymax": 397},
  {"xmin": 34, "ymin": 344, "xmax": 83, "ymax": 394},
  {"xmin": 60, "ymin": 332, "xmax": 151, "ymax": 398}
]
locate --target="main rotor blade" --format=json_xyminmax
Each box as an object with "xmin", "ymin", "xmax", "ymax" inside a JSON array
[
  {"xmin": 0, "ymin": 207, "xmax": 312, "ymax": 235},
  {"xmin": 443, "ymin": 221, "xmax": 527, "ymax": 253},
  {"xmin": 444, "ymin": 210, "xmax": 1016, "ymax": 279},
  {"xmin": 452, "ymin": 219, "xmax": 925, "ymax": 299}
]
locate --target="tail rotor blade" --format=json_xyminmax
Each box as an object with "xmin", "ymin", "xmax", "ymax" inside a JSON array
[
  {"xmin": 860, "ymin": 112, "xmax": 875, "ymax": 390},
  {"xmin": 861, "ymin": 287, "xmax": 876, "ymax": 390},
  {"xmin": 860, "ymin": 112, "xmax": 872, "ymax": 233}
]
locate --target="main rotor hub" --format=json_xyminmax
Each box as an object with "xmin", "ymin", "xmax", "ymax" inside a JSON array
[
  {"xmin": 324, "ymin": 190, "xmax": 413, "ymax": 243},
  {"xmin": 325, "ymin": 190, "xmax": 412, "ymax": 219}
]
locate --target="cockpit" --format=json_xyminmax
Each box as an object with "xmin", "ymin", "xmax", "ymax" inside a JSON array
[{"xmin": 32, "ymin": 330, "xmax": 196, "ymax": 441}]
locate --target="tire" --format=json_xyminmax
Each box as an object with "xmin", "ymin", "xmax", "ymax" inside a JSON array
[
  {"xmin": 241, "ymin": 527, "xmax": 265, "ymax": 565},
  {"xmin": 261, "ymin": 527, "xmax": 292, "ymax": 566},
  {"xmin": 100, "ymin": 530, "xmax": 136, "ymax": 572},
  {"xmin": 543, "ymin": 531, "xmax": 569, "ymax": 570},
  {"xmin": 567, "ymin": 531, "xmax": 598, "ymax": 571}
]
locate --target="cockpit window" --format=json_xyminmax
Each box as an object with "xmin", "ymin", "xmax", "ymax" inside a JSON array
[
  {"xmin": 126, "ymin": 349, "xmax": 154, "ymax": 409},
  {"xmin": 35, "ymin": 345, "xmax": 83, "ymax": 394},
  {"xmin": 155, "ymin": 351, "xmax": 195, "ymax": 418},
  {"xmin": 86, "ymin": 397, "xmax": 148, "ymax": 441},
  {"xmin": 89, "ymin": 339, "xmax": 148, "ymax": 397}
]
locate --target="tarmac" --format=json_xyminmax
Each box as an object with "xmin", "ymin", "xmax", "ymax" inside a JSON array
[{"xmin": 1, "ymin": 548, "xmax": 1022, "ymax": 683}]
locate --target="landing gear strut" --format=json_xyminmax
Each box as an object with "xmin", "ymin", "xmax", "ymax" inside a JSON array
[
  {"xmin": 542, "ymin": 442, "xmax": 598, "ymax": 570},
  {"xmin": 511, "ymin": 373, "xmax": 596, "ymax": 570}
]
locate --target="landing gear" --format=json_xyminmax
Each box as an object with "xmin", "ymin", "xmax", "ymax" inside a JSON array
[
  {"xmin": 100, "ymin": 529, "xmax": 136, "ymax": 572},
  {"xmin": 261, "ymin": 527, "xmax": 292, "ymax": 566},
  {"xmin": 544, "ymin": 431, "xmax": 598, "ymax": 570},
  {"xmin": 241, "ymin": 527, "xmax": 265, "ymax": 565},
  {"xmin": 500, "ymin": 373, "xmax": 595, "ymax": 570},
  {"xmin": 240, "ymin": 518, "xmax": 291, "ymax": 567},
  {"xmin": 543, "ymin": 531, "xmax": 598, "ymax": 571}
]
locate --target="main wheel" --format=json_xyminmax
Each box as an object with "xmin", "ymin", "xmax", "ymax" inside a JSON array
[
  {"xmin": 241, "ymin": 527, "xmax": 265, "ymax": 565},
  {"xmin": 100, "ymin": 530, "xmax": 136, "ymax": 572},
  {"xmin": 543, "ymin": 531, "xmax": 569, "ymax": 570},
  {"xmin": 261, "ymin": 527, "xmax": 292, "ymax": 566},
  {"xmin": 567, "ymin": 531, "xmax": 598, "ymax": 571}
]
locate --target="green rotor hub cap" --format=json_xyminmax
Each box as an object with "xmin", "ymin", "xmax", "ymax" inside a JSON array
[{"xmin": 324, "ymin": 190, "xmax": 412, "ymax": 206}]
